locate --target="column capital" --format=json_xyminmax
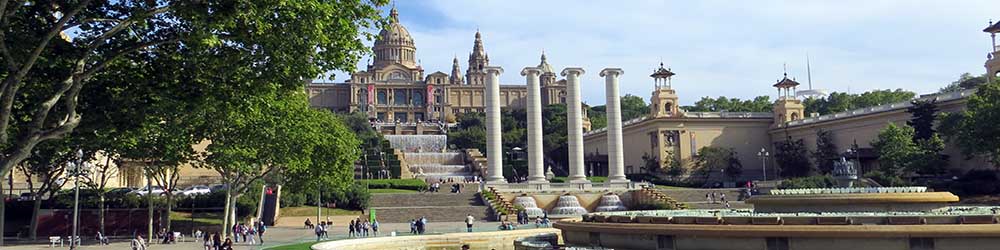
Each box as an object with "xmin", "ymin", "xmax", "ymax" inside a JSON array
[
  {"xmin": 599, "ymin": 68, "xmax": 624, "ymax": 77},
  {"xmin": 484, "ymin": 66, "xmax": 504, "ymax": 75},
  {"xmin": 561, "ymin": 67, "xmax": 586, "ymax": 77},
  {"xmin": 521, "ymin": 67, "xmax": 542, "ymax": 76}
]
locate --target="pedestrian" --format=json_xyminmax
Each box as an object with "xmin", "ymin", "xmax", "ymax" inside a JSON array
[
  {"xmin": 240, "ymin": 223, "xmax": 249, "ymax": 244},
  {"xmin": 349, "ymin": 219, "xmax": 356, "ymax": 237},
  {"xmin": 232, "ymin": 224, "xmax": 240, "ymax": 243},
  {"xmin": 221, "ymin": 237, "xmax": 233, "ymax": 250},
  {"xmin": 409, "ymin": 219, "xmax": 417, "ymax": 234},
  {"xmin": 725, "ymin": 200, "xmax": 731, "ymax": 209},
  {"xmin": 212, "ymin": 232, "xmax": 222, "ymax": 250},
  {"xmin": 203, "ymin": 232, "xmax": 212, "ymax": 250},
  {"xmin": 362, "ymin": 220, "xmax": 370, "ymax": 237},
  {"xmin": 711, "ymin": 192, "xmax": 717, "ymax": 203},
  {"xmin": 315, "ymin": 222, "xmax": 325, "ymax": 241},
  {"xmin": 372, "ymin": 219, "xmax": 380, "ymax": 236},
  {"xmin": 322, "ymin": 221, "xmax": 330, "ymax": 239},
  {"xmin": 706, "ymin": 192, "xmax": 711, "ymax": 203},
  {"xmin": 720, "ymin": 193, "xmax": 727, "ymax": 203},
  {"xmin": 256, "ymin": 220, "xmax": 266, "ymax": 245},
  {"xmin": 131, "ymin": 234, "xmax": 147, "ymax": 250},
  {"xmin": 246, "ymin": 225, "xmax": 257, "ymax": 245},
  {"xmin": 419, "ymin": 216, "xmax": 428, "ymax": 234},
  {"xmin": 465, "ymin": 214, "xmax": 474, "ymax": 232}
]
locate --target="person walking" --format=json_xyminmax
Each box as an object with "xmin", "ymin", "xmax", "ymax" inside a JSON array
[
  {"xmin": 315, "ymin": 222, "xmax": 325, "ymax": 241},
  {"xmin": 465, "ymin": 214, "xmax": 475, "ymax": 232},
  {"xmin": 202, "ymin": 233, "xmax": 212, "ymax": 250},
  {"xmin": 256, "ymin": 220, "xmax": 266, "ymax": 245},
  {"xmin": 131, "ymin": 234, "xmax": 147, "ymax": 250},
  {"xmin": 372, "ymin": 220, "xmax": 380, "ymax": 236},
  {"xmin": 212, "ymin": 233, "xmax": 222, "ymax": 250},
  {"xmin": 419, "ymin": 216, "xmax": 428, "ymax": 234},
  {"xmin": 720, "ymin": 193, "xmax": 727, "ymax": 203},
  {"xmin": 221, "ymin": 237, "xmax": 233, "ymax": 250},
  {"xmin": 348, "ymin": 219, "xmax": 356, "ymax": 237},
  {"xmin": 246, "ymin": 225, "xmax": 257, "ymax": 245},
  {"xmin": 240, "ymin": 223, "xmax": 249, "ymax": 244},
  {"xmin": 409, "ymin": 219, "xmax": 417, "ymax": 234}
]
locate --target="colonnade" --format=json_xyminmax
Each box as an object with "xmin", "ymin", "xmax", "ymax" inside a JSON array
[{"xmin": 484, "ymin": 66, "xmax": 629, "ymax": 184}]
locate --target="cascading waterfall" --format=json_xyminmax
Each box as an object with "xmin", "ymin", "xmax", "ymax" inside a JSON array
[
  {"xmin": 594, "ymin": 194, "xmax": 627, "ymax": 212},
  {"xmin": 549, "ymin": 195, "xmax": 588, "ymax": 216},
  {"xmin": 513, "ymin": 196, "xmax": 546, "ymax": 218},
  {"xmin": 384, "ymin": 135, "xmax": 448, "ymax": 152}
]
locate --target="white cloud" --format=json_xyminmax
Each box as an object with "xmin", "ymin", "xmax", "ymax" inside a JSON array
[{"xmin": 332, "ymin": 0, "xmax": 999, "ymax": 106}]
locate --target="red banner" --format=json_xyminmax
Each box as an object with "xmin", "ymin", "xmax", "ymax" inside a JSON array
[
  {"xmin": 367, "ymin": 84, "xmax": 374, "ymax": 104},
  {"xmin": 426, "ymin": 85, "xmax": 434, "ymax": 106}
]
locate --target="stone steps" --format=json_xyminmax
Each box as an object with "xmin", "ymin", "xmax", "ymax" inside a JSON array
[
  {"xmin": 370, "ymin": 190, "xmax": 489, "ymax": 223},
  {"xmin": 656, "ymin": 188, "xmax": 747, "ymax": 203}
]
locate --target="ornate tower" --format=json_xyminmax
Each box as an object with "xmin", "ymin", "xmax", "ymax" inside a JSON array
[
  {"xmin": 537, "ymin": 51, "xmax": 562, "ymax": 105},
  {"xmin": 450, "ymin": 56, "xmax": 464, "ymax": 84},
  {"xmin": 649, "ymin": 63, "xmax": 680, "ymax": 118},
  {"xmin": 986, "ymin": 20, "xmax": 1000, "ymax": 84},
  {"xmin": 372, "ymin": 6, "xmax": 417, "ymax": 69},
  {"xmin": 772, "ymin": 72, "xmax": 805, "ymax": 126},
  {"xmin": 466, "ymin": 31, "xmax": 489, "ymax": 85}
]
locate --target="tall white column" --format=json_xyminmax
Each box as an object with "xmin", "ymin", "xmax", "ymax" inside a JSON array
[
  {"xmin": 561, "ymin": 67, "xmax": 589, "ymax": 183},
  {"xmin": 484, "ymin": 66, "xmax": 506, "ymax": 183},
  {"xmin": 521, "ymin": 67, "xmax": 547, "ymax": 183},
  {"xmin": 601, "ymin": 68, "xmax": 628, "ymax": 183}
]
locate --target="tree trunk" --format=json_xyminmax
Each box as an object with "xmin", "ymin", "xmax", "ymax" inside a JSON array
[
  {"xmin": 230, "ymin": 192, "xmax": 238, "ymax": 235},
  {"xmin": 165, "ymin": 192, "xmax": 173, "ymax": 233},
  {"xmin": 222, "ymin": 188, "xmax": 231, "ymax": 237},
  {"xmin": 146, "ymin": 173, "xmax": 153, "ymax": 243},
  {"xmin": 98, "ymin": 194, "xmax": 106, "ymax": 236},
  {"xmin": 0, "ymin": 182, "xmax": 5, "ymax": 247},
  {"xmin": 29, "ymin": 197, "xmax": 41, "ymax": 240}
]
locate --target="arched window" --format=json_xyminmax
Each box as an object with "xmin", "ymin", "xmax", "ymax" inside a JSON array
[
  {"xmin": 394, "ymin": 89, "xmax": 408, "ymax": 105},
  {"xmin": 412, "ymin": 92, "xmax": 424, "ymax": 105},
  {"xmin": 377, "ymin": 90, "xmax": 388, "ymax": 105},
  {"xmin": 791, "ymin": 112, "xmax": 800, "ymax": 120},
  {"xmin": 559, "ymin": 91, "xmax": 567, "ymax": 104}
]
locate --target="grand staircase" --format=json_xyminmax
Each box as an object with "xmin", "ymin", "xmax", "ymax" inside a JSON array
[
  {"xmin": 369, "ymin": 188, "xmax": 490, "ymax": 223},
  {"xmin": 655, "ymin": 188, "xmax": 752, "ymax": 209}
]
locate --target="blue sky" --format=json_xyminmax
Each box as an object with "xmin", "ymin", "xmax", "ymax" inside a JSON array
[{"xmin": 329, "ymin": 0, "xmax": 999, "ymax": 106}]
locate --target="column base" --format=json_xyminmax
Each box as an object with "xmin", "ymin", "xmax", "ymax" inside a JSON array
[
  {"xmin": 608, "ymin": 178, "xmax": 630, "ymax": 183},
  {"xmin": 527, "ymin": 178, "xmax": 548, "ymax": 184},
  {"xmin": 567, "ymin": 177, "xmax": 590, "ymax": 183}
]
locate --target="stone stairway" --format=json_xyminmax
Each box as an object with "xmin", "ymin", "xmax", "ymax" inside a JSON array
[
  {"xmin": 370, "ymin": 190, "xmax": 490, "ymax": 223},
  {"xmin": 655, "ymin": 188, "xmax": 753, "ymax": 209}
]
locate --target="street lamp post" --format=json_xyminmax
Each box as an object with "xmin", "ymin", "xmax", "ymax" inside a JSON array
[
  {"xmin": 68, "ymin": 149, "xmax": 91, "ymax": 250},
  {"xmin": 757, "ymin": 147, "xmax": 769, "ymax": 181}
]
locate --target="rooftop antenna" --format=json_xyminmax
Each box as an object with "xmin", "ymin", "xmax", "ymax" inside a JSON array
[
  {"xmin": 806, "ymin": 53, "xmax": 813, "ymax": 90},
  {"xmin": 783, "ymin": 62, "xmax": 788, "ymax": 77}
]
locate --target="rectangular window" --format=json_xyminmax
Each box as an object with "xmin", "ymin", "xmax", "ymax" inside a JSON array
[
  {"xmin": 394, "ymin": 112, "xmax": 408, "ymax": 123},
  {"xmin": 766, "ymin": 237, "xmax": 789, "ymax": 250},
  {"xmin": 656, "ymin": 235, "xmax": 674, "ymax": 250},
  {"xmin": 909, "ymin": 238, "xmax": 934, "ymax": 250}
]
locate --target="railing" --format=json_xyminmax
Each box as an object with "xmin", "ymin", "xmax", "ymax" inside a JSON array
[
  {"xmin": 485, "ymin": 181, "xmax": 650, "ymax": 192},
  {"xmin": 784, "ymin": 88, "xmax": 977, "ymax": 128},
  {"xmin": 768, "ymin": 186, "xmax": 928, "ymax": 195}
]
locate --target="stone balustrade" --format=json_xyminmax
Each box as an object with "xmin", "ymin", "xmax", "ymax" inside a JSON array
[{"xmin": 768, "ymin": 187, "xmax": 928, "ymax": 195}]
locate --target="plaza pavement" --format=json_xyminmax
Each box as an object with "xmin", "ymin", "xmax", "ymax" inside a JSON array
[{"xmin": 2, "ymin": 221, "xmax": 519, "ymax": 250}]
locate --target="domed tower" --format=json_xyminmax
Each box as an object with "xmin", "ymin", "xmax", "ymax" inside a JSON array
[
  {"xmin": 985, "ymin": 20, "xmax": 1000, "ymax": 84},
  {"xmin": 772, "ymin": 72, "xmax": 805, "ymax": 126},
  {"xmin": 372, "ymin": 6, "xmax": 417, "ymax": 69},
  {"xmin": 449, "ymin": 56, "xmax": 464, "ymax": 84},
  {"xmin": 649, "ymin": 63, "xmax": 680, "ymax": 118},
  {"xmin": 465, "ymin": 31, "xmax": 489, "ymax": 85},
  {"xmin": 538, "ymin": 51, "xmax": 562, "ymax": 105}
]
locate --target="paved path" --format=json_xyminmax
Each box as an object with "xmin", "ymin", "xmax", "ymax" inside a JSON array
[{"xmin": 2, "ymin": 221, "xmax": 527, "ymax": 250}]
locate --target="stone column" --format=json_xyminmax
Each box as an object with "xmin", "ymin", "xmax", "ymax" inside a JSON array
[
  {"xmin": 601, "ymin": 68, "xmax": 628, "ymax": 183},
  {"xmin": 561, "ymin": 67, "xmax": 589, "ymax": 183},
  {"xmin": 484, "ymin": 66, "xmax": 506, "ymax": 183},
  {"xmin": 521, "ymin": 67, "xmax": 547, "ymax": 183}
]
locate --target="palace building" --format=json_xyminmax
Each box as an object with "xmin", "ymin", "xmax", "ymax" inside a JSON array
[{"xmin": 306, "ymin": 7, "xmax": 572, "ymax": 134}]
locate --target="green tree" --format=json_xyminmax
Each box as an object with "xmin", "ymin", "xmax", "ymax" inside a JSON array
[
  {"xmin": 693, "ymin": 147, "xmax": 735, "ymax": 180},
  {"xmin": 907, "ymin": 100, "xmax": 939, "ymax": 142},
  {"xmin": 620, "ymin": 94, "xmax": 651, "ymax": 120},
  {"xmin": 908, "ymin": 134, "xmax": 948, "ymax": 175},
  {"xmin": 683, "ymin": 96, "xmax": 772, "ymax": 112},
  {"xmin": 282, "ymin": 109, "xmax": 362, "ymax": 211},
  {"xmin": 17, "ymin": 140, "xmax": 71, "ymax": 239},
  {"xmin": 803, "ymin": 89, "xmax": 916, "ymax": 115},
  {"xmin": 939, "ymin": 73, "xmax": 988, "ymax": 93},
  {"xmin": 871, "ymin": 123, "xmax": 917, "ymax": 175},
  {"xmin": 774, "ymin": 137, "xmax": 813, "ymax": 177},
  {"xmin": 812, "ymin": 129, "xmax": 839, "ymax": 174},
  {"xmin": 939, "ymin": 81, "xmax": 1000, "ymax": 167}
]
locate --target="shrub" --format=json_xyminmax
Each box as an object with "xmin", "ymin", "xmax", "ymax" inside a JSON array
[
  {"xmin": 864, "ymin": 171, "xmax": 909, "ymax": 187},
  {"xmin": 947, "ymin": 169, "xmax": 999, "ymax": 195},
  {"xmin": 363, "ymin": 179, "xmax": 427, "ymax": 191},
  {"xmin": 550, "ymin": 176, "xmax": 607, "ymax": 183},
  {"xmin": 778, "ymin": 175, "xmax": 835, "ymax": 189},
  {"xmin": 281, "ymin": 192, "xmax": 306, "ymax": 207}
]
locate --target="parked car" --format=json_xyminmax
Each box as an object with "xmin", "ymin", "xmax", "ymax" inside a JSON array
[
  {"xmin": 18, "ymin": 192, "xmax": 34, "ymax": 201},
  {"xmin": 131, "ymin": 186, "xmax": 166, "ymax": 196},
  {"xmin": 209, "ymin": 184, "xmax": 228, "ymax": 192},
  {"xmin": 180, "ymin": 185, "xmax": 211, "ymax": 196},
  {"xmin": 108, "ymin": 187, "xmax": 135, "ymax": 196}
]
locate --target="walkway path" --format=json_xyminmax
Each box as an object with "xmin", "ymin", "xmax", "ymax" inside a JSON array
[{"xmin": 2, "ymin": 221, "xmax": 526, "ymax": 250}]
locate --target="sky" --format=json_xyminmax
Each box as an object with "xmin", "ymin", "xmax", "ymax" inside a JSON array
[{"xmin": 328, "ymin": 0, "xmax": 1000, "ymax": 106}]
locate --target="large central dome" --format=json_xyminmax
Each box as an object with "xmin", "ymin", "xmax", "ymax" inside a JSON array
[{"xmin": 373, "ymin": 6, "xmax": 417, "ymax": 69}]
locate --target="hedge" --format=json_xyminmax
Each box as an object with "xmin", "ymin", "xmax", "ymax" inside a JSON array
[{"xmin": 363, "ymin": 179, "xmax": 427, "ymax": 191}]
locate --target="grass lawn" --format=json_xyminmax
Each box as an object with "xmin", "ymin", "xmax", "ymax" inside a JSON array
[
  {"xmin": 655, "ymin": 185, "xmax": 693, "ymax": 190},
  {"xmin": 280, "ymin": 206, "xmax": 360, "ymax": 217},
  {"xmin": 369, "ymin": 188, "xmax": 418, "ymax": 194},
  {"xmin": 264, "ymin": 241, "xmax": 315, "ymax": 250},
  {"xmin": 170, "ymin": 211, "xmax": 224, "ymax": 225}
]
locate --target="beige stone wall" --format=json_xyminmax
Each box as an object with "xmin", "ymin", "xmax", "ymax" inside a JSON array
[
  {"xmin": 773, "ymin": 95, "xmax": 991, "ymax": 172},
  {"xmin": 307, "ymin": 84, "xmax": 351, "ymax": 111},
  {"xmin": 584, "ymin": 117, "xmax": 772, "ymax": 178}
]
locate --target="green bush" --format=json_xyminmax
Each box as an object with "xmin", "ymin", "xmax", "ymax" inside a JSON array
[
  {"xmin": 280, "ymin": 192, "xmax": 306, "ymax": 207},
  {"xmin": 863, "ymin": 171, "xmax": 909, "ymax": 187},
  {"xmin": 778, "ymin": 175, "xmax": 835, "ymax": 189},
  {"xmin": 550, "ymin": 176, "xmax": 608, "ymax": 183},
  {"xmin": 363, "ymin": 179, "xmax": 427, "ymax": 191}
]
